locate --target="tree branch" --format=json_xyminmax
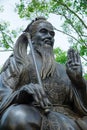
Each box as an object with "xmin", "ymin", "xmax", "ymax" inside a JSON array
[
  {"xmin": 54, "ymin": 27, "xmax": 79, "ymax": 43},
  {"xmin": 60, "ymin": 14, "xmax": 87, "ymax": 46},
  {"xmin": 81, "ymin": 56, "xmax": 87, "ymax": 62},
  {"xmin": 0, "ymin": 49, "xmax": 13, "ymax": 52},
  {"xmin": 61, "ymin": 3, "xmax": 87, "ymax": 29},
  {"xmin": 0, "ymin": 31, "xmax": 13, "ymax": 49}
]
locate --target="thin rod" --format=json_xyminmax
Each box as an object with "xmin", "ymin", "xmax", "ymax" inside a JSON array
[{"xmin": 27, "ymin": 33, "xmax": 43, "ymax": 87}]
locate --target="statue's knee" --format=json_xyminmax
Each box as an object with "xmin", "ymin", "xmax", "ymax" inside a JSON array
[{"xmin": 1, "ymin": 105, "xmax": 41, "ymax": 130}]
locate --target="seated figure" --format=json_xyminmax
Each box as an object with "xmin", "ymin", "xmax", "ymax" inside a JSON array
[{"xmin": 0, "ymin": 17, "xmax": 87, "ymax": 130}]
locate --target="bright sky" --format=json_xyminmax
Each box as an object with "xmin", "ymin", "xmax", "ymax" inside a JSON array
[{"xmin": 0, "ymin": 0, "xmax": 70, "ymax": 67}]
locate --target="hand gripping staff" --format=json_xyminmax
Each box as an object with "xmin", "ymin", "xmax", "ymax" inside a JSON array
[{"xmin": 26, "ymin": 32, "xmax": 50, "ymax": 114}]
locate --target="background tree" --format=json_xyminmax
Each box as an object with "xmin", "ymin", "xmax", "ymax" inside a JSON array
[
  {"xmin": 0, "ymin": 0, "xmax": 87, "ymax": 77},
  {"xmin": 16, "ymin": 0, "xmax": 87, "ymax": 59},
  {"xmin": 0, "ymin": 5, "xmax": 22, "ymax": 51}
]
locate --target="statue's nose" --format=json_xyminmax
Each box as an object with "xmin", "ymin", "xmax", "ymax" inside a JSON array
[{"xmin": 46, "ymin": 32, "xmax": 52, "ymax": 40}]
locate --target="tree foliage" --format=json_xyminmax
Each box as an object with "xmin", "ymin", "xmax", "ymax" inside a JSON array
[
  {"xmin": 16, "ymin": 0, "xmax": 87, "ymax": 62},
  {"xmin": 54, "ymin": 47, "xmax": 67, "ymax": 64},
  {"xmin": 0, "ymin": 6, "xmax": 22, "ymax": 51},
  {"xmin": 0, "ymin": 0, "xmax": 87, "ymax": 76},
  {"xmin": 0, "ymin": 21, "xmax": 23, "ymax": 51},
  {"xmin": 0, "ymin": 21, "xmax": 14, "ymax": 50}
]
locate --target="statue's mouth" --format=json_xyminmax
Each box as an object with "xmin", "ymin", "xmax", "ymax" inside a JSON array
[{"xmin": 43, "ymin": 39, "xmax": 53, "ymax": 47}]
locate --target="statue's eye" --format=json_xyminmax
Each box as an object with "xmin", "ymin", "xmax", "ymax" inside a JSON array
[
  {"xmin": 40, "ymin": 29, "xmax": 47, "ymax": 33},
  {"xmin": 50, "ymin": 31, "xmax": 55, "ymax": 37}
]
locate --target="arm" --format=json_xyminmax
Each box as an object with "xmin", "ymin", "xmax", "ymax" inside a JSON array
[
  {"xmin": 0, "ymin": 33, "xmax": 50, "ymax": 112},
  {"xmin": 66, "ymin": 48, "xmax": 86, "ymax": 88},
  {"xmin": 0, "ymin": 76, "xmax": 50, "ymax": 114}
]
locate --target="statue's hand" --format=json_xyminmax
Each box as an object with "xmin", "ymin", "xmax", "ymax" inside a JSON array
[
  {"xmin": 20, "ymin": 83, "xmax": 51, "ymax": 108},
  {"xmin": 66, "ymin": 48, "xmax": 82, "ymax": 83}
]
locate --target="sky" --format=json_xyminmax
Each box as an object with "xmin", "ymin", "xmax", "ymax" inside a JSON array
[{"xmin": 0, "ymin": 0, "xmax": 70, "ymax": 67}]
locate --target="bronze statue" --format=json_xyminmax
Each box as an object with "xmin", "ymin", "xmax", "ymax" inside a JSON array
[{"xmin": 0, "ymin": 17, "xmax": 87, "ymax": 130}]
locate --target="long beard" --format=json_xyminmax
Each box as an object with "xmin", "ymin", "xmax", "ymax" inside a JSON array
[{"xmin": 35, "ymin": 45, "xmax": 56, "ymax": 79}]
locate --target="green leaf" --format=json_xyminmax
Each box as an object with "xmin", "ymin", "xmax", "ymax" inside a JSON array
[{"xmin": 53, "ymin": 47, "xmax": 67, "ymax": 64}]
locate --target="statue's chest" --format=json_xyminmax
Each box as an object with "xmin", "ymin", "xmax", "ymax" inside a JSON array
[
  {"xmin": 28, "ymin": 58, "xmax": 69, "ymax": 105},
  {"xmin": 29, "ymin": 65, "xmax": 68, "ymax": 104},
  {"xmin": 42, "ymin": 74, "xmax": 68, "ymax": 104}
]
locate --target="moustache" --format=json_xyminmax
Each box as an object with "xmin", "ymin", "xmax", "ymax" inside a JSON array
[{"xmin": 42, "ymin": 38, "xmax": 54, "ymax": 47}]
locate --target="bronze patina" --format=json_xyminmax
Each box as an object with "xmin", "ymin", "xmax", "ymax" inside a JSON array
[{"xmin": 0, "ymin": 17, "xmax": 87, "ymax": 130}]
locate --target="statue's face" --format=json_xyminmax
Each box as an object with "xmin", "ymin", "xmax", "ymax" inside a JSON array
[{"xmin": 32, "ymin": 22, "xmax": 55, "ymax": 48}]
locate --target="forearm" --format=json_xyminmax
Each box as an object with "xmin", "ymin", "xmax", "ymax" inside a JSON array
[{"xmin": 71, "ymin": 76, "xmax": 87, "ymax": 89}]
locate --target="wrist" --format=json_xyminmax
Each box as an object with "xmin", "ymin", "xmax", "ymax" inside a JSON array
[{"xmin": 72, "ymin": 77, "xmax": 86, "ymax": 88}]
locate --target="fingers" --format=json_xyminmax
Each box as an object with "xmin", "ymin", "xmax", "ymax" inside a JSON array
[
  {"xmin": 29, "ymin": 84, "xmax": 51, "ymax": 108},
  {"xmin": 21, "ymin": 83, "xmax": 51, "ymax": 108},
  {"xmin": 66, "ymin": 61, "xmax": 80, "ymax": 69},
  {"xmin": 43, "ymin": 97, "xmax": 51, "ymax": 107},
  {"xmin": 67, "ymin": 48, "xmax": 81, "ymax": 63},
  {"xmin": 21, "ymin": 84, "xmax": 42, "ymax": 105},
  {"xmin": 67, "ymin": 48, "xmax": 81, "ymax": 69},
  {"xmin": 37, "ymin": 86, "xmax": 51, "ymax": 108},
  {"xmin": 66, "ymin": 49, "xmax": 82, "ymax": 80},
  {"xmin": 26, "ymin": 83, "xmax": 41, "ymax": 104},
  {"xmin": 77, "ymin": 51, "xmax": 81, "ymax": 63}
]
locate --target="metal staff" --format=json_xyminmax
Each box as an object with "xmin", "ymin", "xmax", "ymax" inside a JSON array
[
  {"xmin": 26, "ymin": 33, "xmax": 42, "ymax": 88},
  {"xmin": 26, "ymin": 33, "xmax": 50, "ymax": 113}
]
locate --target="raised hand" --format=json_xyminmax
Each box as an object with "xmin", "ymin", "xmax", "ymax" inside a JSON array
[
  {"xmin": 66, "ymin": 48, "xmax": 82, "ymax": 84},
  {"xmin": 19, "ymin": 83, "xmax": 51, "ymax": 109}
]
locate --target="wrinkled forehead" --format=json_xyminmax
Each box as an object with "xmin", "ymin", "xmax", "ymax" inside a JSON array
[{"xmin": 36, "ymin": 22, "xmax": 54, "ymax": 31}]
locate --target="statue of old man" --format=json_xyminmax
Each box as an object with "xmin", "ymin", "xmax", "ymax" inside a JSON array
[{"xmin": 0, "ymin": 17, "xmax": 87, "ymax": 130}]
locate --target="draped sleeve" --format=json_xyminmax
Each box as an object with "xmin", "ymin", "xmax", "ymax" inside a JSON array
[
  {"xmin": 69, "ymin": 79, "xmax": 87, "ymax": 116},
  {"xmin": 0, "ymin": 33, "xmax": 29, "ymax": 115}
]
